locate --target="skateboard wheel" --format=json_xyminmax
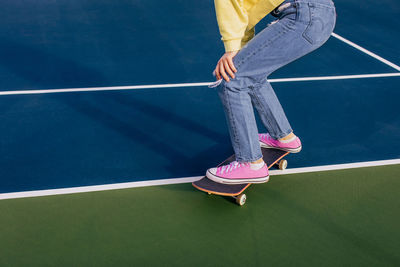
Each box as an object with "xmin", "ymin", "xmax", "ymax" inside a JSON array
[
  {"xmin": 236, "ymin": 194, "xmax": 246, "ymax": 206},
  {"xmin": 279, "ymin": 159, "xmax": 288, "ymax": 170}
]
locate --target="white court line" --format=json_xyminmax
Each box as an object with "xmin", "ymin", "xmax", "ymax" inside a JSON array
[
  {"xmin": 269, "ymin": 72, "xmax": 400, "ymax": 82},
  {"xmin": 1, "ymin": 72, "xmax": 400, "ymax": 96},
  {"xmin": 1, "ymin": 32, "xmax": 399, "ymax": 97},
  {"xmin": 332, "ymin": 32, "xmax": 400, "ymax": 72},
  {"xmin": 1, "ymin": 158, "xmax": 399, "ymax": 200}
]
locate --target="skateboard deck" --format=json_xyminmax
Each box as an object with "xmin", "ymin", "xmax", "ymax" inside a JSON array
[{"xmin": 192, "ymin": 148, "xmax": 289, "ymax": 205}]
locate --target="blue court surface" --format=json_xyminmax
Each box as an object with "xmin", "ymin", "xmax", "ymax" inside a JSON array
[
  {"xmin": 0, "ymin": 0, "xmax": 399, "ymax": 195},
  {"xmin": 1, "ymin": 1, "xmax": 400, "ymax": 266}
]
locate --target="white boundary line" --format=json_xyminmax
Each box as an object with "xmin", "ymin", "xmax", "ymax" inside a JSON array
[
  {"xmin": 0, "ymin": 82, "xmax": 211, "ymax": 96},
  {"xmin": 269, "ymin": 72, "xmax": 400, "ymax": 82},
  {"xmin": 1, "ymin": 158, "xmax": 399, "ymax": 200},
  {"xmin": 331, "ymin": 33, "xmax": 400, "ymax": 72},
  {"xmin": 1, "ymin": 32, "xmax": 399, "ymax": 96},
  {"xmin": 1, "ymin": 73, "xmax": 400, "ymax": 96}
]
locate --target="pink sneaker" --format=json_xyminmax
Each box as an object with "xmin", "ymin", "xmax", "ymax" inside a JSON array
[
  {"xmin": 206, "ymin": 161, "xmax": 269, "ymax": 184},
  {"xmin": 259, "ymin": 133, "xmax": 302, "ymax": 153}
]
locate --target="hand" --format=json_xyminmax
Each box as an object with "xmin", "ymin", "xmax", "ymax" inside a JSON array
[{"xmin": 214, "ymin": 51, "xmax": 238, "ymax": 82}]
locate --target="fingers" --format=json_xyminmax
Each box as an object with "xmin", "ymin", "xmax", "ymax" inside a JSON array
[
  {"xmin": 219, "ymin": 61, "xmax": 229, "ymax": 82},
  {"xmin": 214, "ymin": 53, "xmax": 239, "ymax": 82},
  {"xmin": 227, "ymin": 57, "xmax": 237, "ymax": 73},
  {"xmin": 223, "ymin": 60, "xmax": 235, "ymax": 80}
]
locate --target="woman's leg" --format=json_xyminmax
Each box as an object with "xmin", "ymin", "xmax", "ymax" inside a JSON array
[{"xmin": 216, "ymin": 0, "xmax": 336, "ymax": 163}]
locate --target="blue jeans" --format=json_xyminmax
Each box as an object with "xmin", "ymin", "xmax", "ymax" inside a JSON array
[{"xmin": 216, "ymin": 0, "xmax": 336, "ymax": 162}]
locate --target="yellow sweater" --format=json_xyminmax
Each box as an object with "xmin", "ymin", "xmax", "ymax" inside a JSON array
[{"xmin": 214, "ymin": 0, "xmax": 285, "ymax": 52}]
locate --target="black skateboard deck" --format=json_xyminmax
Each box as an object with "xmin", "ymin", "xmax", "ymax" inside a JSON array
[{"xmin": 192, "ymin": 148, "xmax": 289, "ymax": 205}]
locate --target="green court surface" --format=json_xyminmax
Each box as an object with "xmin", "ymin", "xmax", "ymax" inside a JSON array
[{"xmin": 1, "ymin": 165, "xmax": 399, "ymax": 267}]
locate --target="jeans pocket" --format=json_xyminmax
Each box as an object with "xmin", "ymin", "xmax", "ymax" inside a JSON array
[{"xmin": 302, "ymin": 3, "xmax": 336, "ymax": 45}]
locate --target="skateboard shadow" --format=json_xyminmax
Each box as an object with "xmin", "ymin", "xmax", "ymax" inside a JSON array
[{"xmin": 164, "ymin": 183, "xmax": 244, "ymax": 205}]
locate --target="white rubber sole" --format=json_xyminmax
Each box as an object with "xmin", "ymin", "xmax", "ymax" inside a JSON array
[
  {"xmin": 260, "ymin": 142, "xmax": 302, "ymax": 153},
  {"xmin": 206, "ymin": 170, "xmax": 270, "ymax": 185}
]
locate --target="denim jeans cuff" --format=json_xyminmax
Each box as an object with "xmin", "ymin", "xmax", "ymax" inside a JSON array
[
  {"xmin": 271, "ymin": 129, "xmax": 293, "ymax": 139},
  {"xmin": 236, "ymin": 153, "xmax": 263, "ymax": 163}
]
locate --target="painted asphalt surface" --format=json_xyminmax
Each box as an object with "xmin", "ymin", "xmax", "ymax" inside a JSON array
[
  {"xmin": 1, "ymin": 76, "xmax": 399, "ymax": 193},
  {"xmin": 0, "ymin": 1, "xmax": 399, "ymax": 266},
  {"xmin": 0, "ymin": 0, "xmax": 399, "ymax": 193},
  {"xmin": 1, "ymin": 165, "xmax": 399, "ymax": 266}
]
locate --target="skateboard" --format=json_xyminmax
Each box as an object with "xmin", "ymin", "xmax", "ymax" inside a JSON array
[{"xmin": 192, "ymin": 148, "xmax": 289, "ymax": 206}]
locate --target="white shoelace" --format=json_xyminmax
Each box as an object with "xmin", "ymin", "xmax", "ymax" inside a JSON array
[{"xmin": 219, "ymin": 161, "xmax": 248, "ymax": 174}]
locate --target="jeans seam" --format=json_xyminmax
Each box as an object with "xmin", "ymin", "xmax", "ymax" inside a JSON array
[
  {"xmin": 223, "ymin": 85, "xmax": 242, "ymax": 160},
  {"xmin": 251, "ymin": 83, "xmax": 275, "ymax": 134},
  {"xmin": 302, "ymin": 3, "xmax": 314, "ymax": 44},
  {"xmin": 251, "ymin": 80, "xmax": 293, "ymax": 139}
]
